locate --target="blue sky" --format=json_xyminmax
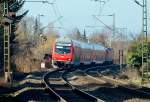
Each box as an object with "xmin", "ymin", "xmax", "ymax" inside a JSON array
[{"xmin": 23, "ymin": 0, "xmax": 150, "ymax": 36}]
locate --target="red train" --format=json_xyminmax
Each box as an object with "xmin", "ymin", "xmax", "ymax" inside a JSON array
[{"xmin": 52, "ymin": 37, "xmax": 114, "ymax": 68}]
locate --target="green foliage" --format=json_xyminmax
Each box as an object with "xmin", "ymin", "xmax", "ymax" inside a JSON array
[
  {"xmin": 127, "ymin": 41, "xmax": 150, "ymax": 69},
  {"xmin": 76, "ymin": 29, "xmax": 82, "ymax": 40},
  {"xmin": 82, "ymin": 29, "xmax": 88, "ymax": 42}
]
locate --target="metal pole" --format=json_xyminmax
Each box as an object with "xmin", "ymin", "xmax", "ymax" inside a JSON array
[
  {"xmin": 3, "ymin": 0, "xmax": 12, "ymax": 83},
  {"xmin": 119, "ymin": 50, "xmax": 120, "ymax": 65},
  {"xmin": 121, "ymin": 50, "xmax": 123, "ymax": 69},
  {"xmin": 99, "ymin": 13, "xmax": 115, "ymax": 47},
  {"xmin": 110, "ymin": 13, "xmax": 115, "ymax": 65},
  {"xmin": 144, "ymin": 0, "xmax": 147, "ymax": 42},
  {"xmin": 134, "ymin": 0, "xmax": 148, "ymax": 83},
  {"xmin": 111, "ymin": 13, "xmax": 115, "ymax": 47},
  {"xmin": 38, "ymin": 14, "xmax": 44, "ymax": 36},
  {"xmin": 141, "ymin": 0, "xmax": 144, "ymax": 80},
  {"xmin": 144, "ymin": 0, "xmax": 148, "ymax": 78},
  {"xmin": 99, "ymin": 0, "xmax": 105, "ymax": 15},
  {"xmin": 43, "ymin": 38, "xmax": 44, "ymax": 59},
  {"xmin": 141, "ymin": 0, "xmax": 148, "ymax": 82},
  {"xmin": 38, "ymin": 15, "xmax": 41, "ymax": 37}
]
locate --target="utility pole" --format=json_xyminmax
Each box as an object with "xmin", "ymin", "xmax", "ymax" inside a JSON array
[
  {"xmin": 135, "ymin": 0, "xmax": 148, "ymax": 83},
  {"xmin": 119, "ymin": 49, "xmax": 123, "ymax": 70},
  {"xmin": 2, "ymin": 0, "xmax": 28, "ymax": 84},
  {"xmin": 142, "ymin": 0, "xmax": 148, "ymax": 83},
  {"xmin": 3, "ymin": 0, "xmax": 11, "ymax": 83},
  {"xmin": 108, "ymin": 13, "xmax": 115, "ymax": 47},
  {"xmin": 93, "ymin": 13, "xmax": 115, "ymax": 47},
  {"xmin": 34, "ymin": 14, "xmax": 44, "ymax": 42},
  {"xmin": 38, "ymin": 14, "xmax": 44, "ymax": 36},
  {"xmin": 112, "ymin": 13, "xmax": 115, "ymax": 46},
  {"xmin": 99, "ymin": 0, "xmax": 105, "ymax": 15},
  {"xmin": 94, "ymin": 0, "xmax": 106, "ymax": 15}
]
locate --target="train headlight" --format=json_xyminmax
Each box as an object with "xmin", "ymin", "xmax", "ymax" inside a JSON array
[
  {"xmin": 68, "ymin": 58, "xmax": 71, "ymax": 61},
  {"xmin": 53, "ymin": 58, "xmax": 57, "ymax": 60}
]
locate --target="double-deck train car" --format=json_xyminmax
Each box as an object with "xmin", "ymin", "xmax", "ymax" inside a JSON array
[{"xmin": 52, "ymin": 36, "xmax": 113, "ymax": 68}]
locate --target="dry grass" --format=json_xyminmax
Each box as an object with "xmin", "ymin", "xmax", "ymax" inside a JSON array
[
  {"xmin": 120, "ymin": 67, "xmax": 140, "ymax": 80},
  {"xmin": 124, "ymin": 99, "xmax": 150, "ymax": 102},
  {"xmin": 0, "ymin": 76, "xmax": 6, "ymax": 86},
  {"xmin": 14, "ymin": 54, "xmax": 41, "ymax": 73}
]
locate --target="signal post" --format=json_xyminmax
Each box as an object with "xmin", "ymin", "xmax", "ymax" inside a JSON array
[{"xmin": 2, "ymin": 0, "xmax": 28, "ymax": 84}]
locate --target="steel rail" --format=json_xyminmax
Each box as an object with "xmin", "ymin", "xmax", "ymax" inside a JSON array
[
  {"xmin": 43, "ymin": 69, "xmax": 67, "ymax": 102},
  {"xmin": 84, "ymin": 65, "xmax": 150, "ymax": 98},
  {"xmin": 43, "ymin": 68, "xmax": 104, "ymax": 102},
  {"xmin": 62, "ymin": 70, "xmax": 104, "ymax": 102},
  {"xmin": 84, "ymin": 64, "xmax": 119, "ymax": 73}
]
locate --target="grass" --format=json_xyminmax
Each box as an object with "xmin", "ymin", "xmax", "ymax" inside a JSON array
[
  {"xmin": 143, "ymin": 72, "xmax": 150, "ymax": 77},
  {"xmin": 131, "ymin": 77, "xmax": 150, "ymax": 88}
]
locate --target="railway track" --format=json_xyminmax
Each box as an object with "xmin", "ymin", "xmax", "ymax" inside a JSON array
[
  {"xmin": 83, "ymin": 65, "xmax": 150, "ymax": 99},
  {"xmin": 11, "ymin": 65, "xmax": 150, "ymax": 102},
  {"xmin": 43, "ymin": 68, "xmax": 104, "ymax": 102},
  {"xmin": 43, "ymin": 69, "xmax": 66, "ymax": 102}
]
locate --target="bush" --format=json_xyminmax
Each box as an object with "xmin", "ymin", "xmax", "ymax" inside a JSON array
[{"xmin": 127, "ymin": 41, "xmax": 150, "ymax": 70}]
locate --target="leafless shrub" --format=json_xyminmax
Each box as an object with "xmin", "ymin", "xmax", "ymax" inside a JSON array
[
  {"xmin": 89, "ymin": 31, "xmax": 108, "ymax": 46},
  {"xmin": 13, "ymin": 17, "xmax": 59, "ymax": 73}
]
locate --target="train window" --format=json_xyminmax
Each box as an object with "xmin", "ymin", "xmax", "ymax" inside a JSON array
[{"xmin": 55, "ymin": 45, "xmax": 71, "ymax": 54}]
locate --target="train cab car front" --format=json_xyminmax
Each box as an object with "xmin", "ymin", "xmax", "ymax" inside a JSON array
[{"xmin": 52, "ymin": 42, "xmax": 73, "ymax": 68}]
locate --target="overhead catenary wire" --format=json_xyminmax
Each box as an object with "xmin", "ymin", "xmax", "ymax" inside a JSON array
[
  {"xmin": 25, "ymin": 0, "xmax": 54, "ymax": 4},
  {"xmin": 92, "ymin": 15, "xmax": 127, "ymax": 41},
  {"xmin": 93, "ymin": 15, "xmax": 112, "ymax": 30},
  {"xmin": 54, "ymin": 3, "xmax": 70, "ymax": 33},
  {"xmin": 25, "ymin": 0, "xmax": 67, "ymax": 31},
  {"xmin": 48, "ymin": 1, "xmax": 69, "ymax": 33},
  {"xmin": 92, "ymin": 0, "xmax": 111, "ymax": 30},
  {"xmin": 93, "ymin": 0, "xmax": 111, "ymax": 15}
]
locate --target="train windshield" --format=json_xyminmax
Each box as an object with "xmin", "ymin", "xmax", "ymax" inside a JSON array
[{"xmin": 55, "ymin": 44, "xmax": 71, "ymax": 54}]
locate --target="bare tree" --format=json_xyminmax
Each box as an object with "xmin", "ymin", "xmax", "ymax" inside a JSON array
[
  {"xmin": 13, "ymin": 16, "xmax": 46, "ymax": 72},
  {"xmin": 68, "ymin": 28, "xmax": 82, "ymax": 40},
  {"xmin": 89, "ymin": 31, "xmax": 108, "ymax": 46},
  {"xmin": 42, "ymin": 23, "xmax": 59, "ymax": 54}
]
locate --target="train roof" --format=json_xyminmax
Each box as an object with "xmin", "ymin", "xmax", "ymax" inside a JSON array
[
  {"xmin": 56, "ymin": 36, "xmax": 72, "ymax": 44},
  {"xmin": 55, "ymin": 36, "xmax": 106, "ymax": 51}
]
